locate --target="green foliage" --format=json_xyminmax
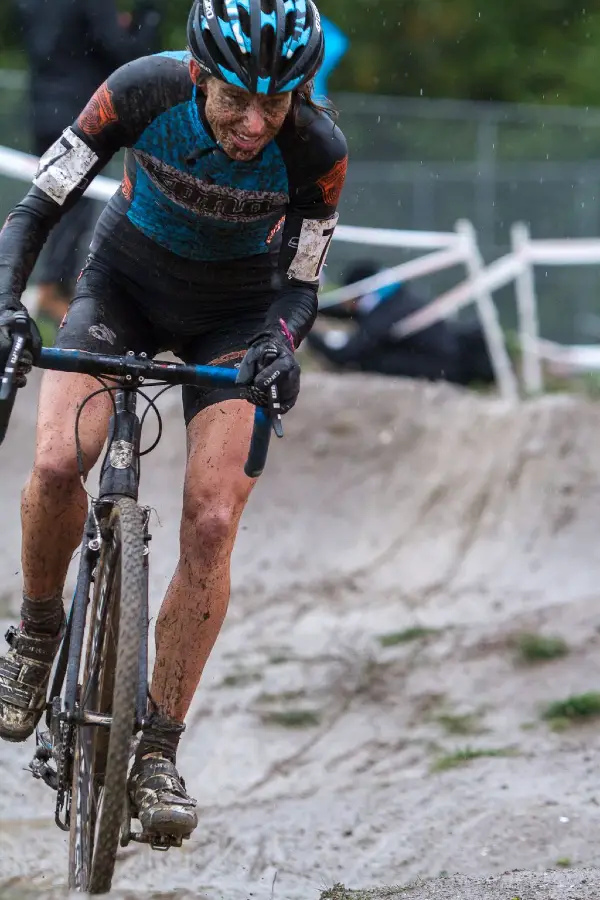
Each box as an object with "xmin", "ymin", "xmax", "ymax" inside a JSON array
[
  {"xmin": 378, "ymin": 626, "xmax": 437, "ymax": 647},
  {"xmin": 542, "ymin": 691, "xmax": 600, "ymax": 726},
  {"xmin": 436, "ymin": 712, "xmax": 484, "ymax": 736},
  {"xmin": 321, "ymin": 0, "xmax": 600, "ymax": 104},
  {"xmin": 431, "ymin": 745, "xmax": 518, "ymax": 772},
  {"xmin": 260, "ymin": 708, "xmax": 321, "ymax": 728},
  {"xmin": 513, "ymin": 632, "xmax": 570, "ymax": 664},
  {"xmin": 3, "ymin": 0, "xmax": 600, "ymax": 106}
]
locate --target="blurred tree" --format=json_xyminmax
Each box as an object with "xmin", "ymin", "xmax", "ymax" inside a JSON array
[
  {"xmin": 2, "ymin": 0, "xmax": 600, "ymax": 106},
  {"xmin": 322, "ymin": 0, "xmax": 600, "ymax": 104}
]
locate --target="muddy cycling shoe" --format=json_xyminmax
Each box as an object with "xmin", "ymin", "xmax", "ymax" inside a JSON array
[
  {"xmin": 128, "ymin": 753, "xmax": 198, "ymax": 839},
  {"xmin": 0, "ymin": 620, "xmax": 64, "ymax": 743}
]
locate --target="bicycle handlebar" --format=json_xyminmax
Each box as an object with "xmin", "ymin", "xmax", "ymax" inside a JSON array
[{"xmin": 0, "ymin": 321, "xmax": 282, "ymax": 478}]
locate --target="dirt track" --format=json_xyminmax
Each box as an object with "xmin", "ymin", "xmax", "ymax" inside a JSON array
[{"xmin": 2, "ymin": 370, "xmax": 600, "ymax": 898}]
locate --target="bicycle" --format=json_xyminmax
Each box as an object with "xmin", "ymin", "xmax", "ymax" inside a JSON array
[{"xmin": 0, "ymin": 314, "xmax": 281, "ymax": 894}]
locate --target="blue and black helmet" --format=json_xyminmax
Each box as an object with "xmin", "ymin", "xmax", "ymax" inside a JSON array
[{"xmin": 187, "ymin": 0, "xmax": 325, "ymax": 95}]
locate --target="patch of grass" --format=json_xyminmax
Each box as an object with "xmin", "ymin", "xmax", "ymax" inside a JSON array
[
  {"xmin": 256, "ymin": 689, "xmax": 306, "ymax": 703},
  {"xmin": 378, "ymin": 627, "xmax": 438, "ymax": 648},
  {"xmin": 547, "ymin": 716, "xmax": 572, "ymax": 732},
  {"xmin": 542, "ymin": 692, "xmax": 600, "ymax": 727},
  {"xmin": 556, "ymin": 857, "xmax": 572, "ymax": 868},
  {"xmin": 320, "ymin": 887, "xmax": 408, "ymax": 899},
  {"xmin": 260, "ymin": 708, "xmax": 321, "ymax": 728},
  {"xmin": 219, "ymin": 671, "xmax": 263, "ymax": 688},
  {"xmin": 268, "ymin": 653, "xmax": 291, "ymax": 665},
  {"xmin": 431, "ymin": 746, "xmax": 518, "ymax": 773},
  {"xmin": 513, "ymin": 632, "xmax": 569, "ymax": 663},
  {"xmin": 520, "ymin": 721, "xmax": 538, "ymax": 731},
  {"xmin": 320, "ymin": 887, "xmax": 356, "ymax": 900},
  {"xmin": 436, "ymin": 712, "xmax": 483, "ymax": 736}
]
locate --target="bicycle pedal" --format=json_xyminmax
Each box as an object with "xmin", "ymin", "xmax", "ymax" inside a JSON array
[
  {"xmin": 150, "ymin": 833, "xmax": 184, "ymax": 851},
  {"xmin": 127, "ymin": 830, "xmax": 184, "ymax": 851}
]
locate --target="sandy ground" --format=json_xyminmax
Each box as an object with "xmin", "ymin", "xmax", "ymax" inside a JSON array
[{"xmin": 1, "ymin": 370, "xmax": 600, "ymax": 898}]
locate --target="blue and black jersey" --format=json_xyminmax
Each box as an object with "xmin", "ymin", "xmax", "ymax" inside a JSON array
[{"xmin": 0, "ymin": 51, "xmax": 347, "ymax": 343}]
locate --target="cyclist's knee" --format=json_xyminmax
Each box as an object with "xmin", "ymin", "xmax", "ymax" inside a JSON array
[
  {"xmin": 31, "ymin": 447, "xmax": 82, "ymax": 487},
  {"xmin": 180, "ymin": 484, "xmax": 248, "ymax": 563}
]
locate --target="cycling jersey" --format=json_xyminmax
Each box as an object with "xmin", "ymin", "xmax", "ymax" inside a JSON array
[{"xmin": 0, "ymin": 50, "xmax": 348, "ymax": 346}]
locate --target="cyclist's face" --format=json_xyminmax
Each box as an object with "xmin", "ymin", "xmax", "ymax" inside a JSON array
[{"xmin": 200, "ymin": 76, "xmax": 292, "ymax": 161}]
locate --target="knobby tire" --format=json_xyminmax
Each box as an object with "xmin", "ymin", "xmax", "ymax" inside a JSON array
[{"xmin": 68, "ymin": 497, "xmax": 145, "ymax": 894}]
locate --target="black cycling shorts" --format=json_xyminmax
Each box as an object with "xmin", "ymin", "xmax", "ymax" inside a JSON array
[{"xmin": 55, "ymin": 255, "xmax": 272, "ymax": 425}]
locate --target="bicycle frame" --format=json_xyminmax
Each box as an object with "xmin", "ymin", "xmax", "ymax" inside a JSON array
[{"xmin": 0, "ymin": 342, "xmax": 280, "ymax": 837}]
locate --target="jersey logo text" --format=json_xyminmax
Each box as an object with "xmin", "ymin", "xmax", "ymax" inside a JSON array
[{"xmin": 135, "ymin": 151, "xmax": 288, "ymax": 222}]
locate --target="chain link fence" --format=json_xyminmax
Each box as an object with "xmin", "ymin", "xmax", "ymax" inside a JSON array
[
  {"xmin": 1, "ymin": 71, "xmax": 600, "ymax": 341},
  {"xmin": 333, "ymin": 92, "xmax": 600, "ymax": 342}
]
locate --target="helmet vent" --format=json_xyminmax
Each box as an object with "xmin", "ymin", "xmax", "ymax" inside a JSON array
[
  {"xmin": 238, "ymin": 7, "xmax": 251, "ymax": 47},
  {"xmin": 284, "ymin": 11, "xmax": 295, "ymax": 42},
  {"xmin": 259, "ymin": 26, "xmax": 276, "ymax": 76}
]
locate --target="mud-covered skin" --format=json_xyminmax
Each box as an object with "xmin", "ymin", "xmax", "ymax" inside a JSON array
[{"xmin": 200, "ymin": 75, "xmax": 293, "ymax": 162}]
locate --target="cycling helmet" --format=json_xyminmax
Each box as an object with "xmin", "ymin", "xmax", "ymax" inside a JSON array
[{"xmin": 187, "ymin": 0, "xmax": 325, "ymax": 95}]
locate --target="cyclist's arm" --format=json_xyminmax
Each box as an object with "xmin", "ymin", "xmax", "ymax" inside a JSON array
[
  {"xmin": 266, "ymin": 113, "xmax": 348, "ymax": 347},
  {"xmin": 0, "ymin": 55, "xmax": 175, "ymax": 308}
]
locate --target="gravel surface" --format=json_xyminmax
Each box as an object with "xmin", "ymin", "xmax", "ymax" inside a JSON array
[{"xmin": 1, "ymin": 371, "xmax": 600, "ymax": 898}]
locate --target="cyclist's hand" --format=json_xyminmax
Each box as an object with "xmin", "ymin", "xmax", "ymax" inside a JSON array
[
  {"xmin": 0, "ymin": 307, "xmax": 42, "ymax": 388},
  {"xmin": 236, "ymin": 323, "xmax": 300, "ymax": 413}
]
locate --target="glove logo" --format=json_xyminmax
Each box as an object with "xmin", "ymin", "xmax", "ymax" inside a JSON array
[{"xmin": 263, "ymin": 370, "xmax": 281, "ymax": 387}]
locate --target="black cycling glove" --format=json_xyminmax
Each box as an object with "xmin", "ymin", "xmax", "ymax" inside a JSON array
[
  {"xmin": 0, "ymin": 304, "xmax": 42, "ymax": 388},
  {"xmin": 236, "ymin": 321, "xmax": 300, "ymax": 413}
]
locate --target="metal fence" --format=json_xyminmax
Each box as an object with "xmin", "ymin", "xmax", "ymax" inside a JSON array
[
  {"xmin": 2, "ymin": 70, "xmax": 600, "ymax": 342},
  {"xmin": 332, "ymin": 92, "xmax": 600, "ymax": 342}
]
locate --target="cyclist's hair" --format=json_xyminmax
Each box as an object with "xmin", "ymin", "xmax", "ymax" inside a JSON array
[{"xmin": 294, "ymin": 80, "xmax": 338, "ymax": 128}]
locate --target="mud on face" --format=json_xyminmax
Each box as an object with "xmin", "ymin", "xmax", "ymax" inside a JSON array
[{"xmin": 194, "ymin": 70, "xmax": 292, "ymax": 161}]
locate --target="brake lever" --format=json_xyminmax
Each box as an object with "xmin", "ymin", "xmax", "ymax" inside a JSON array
[
  {"xmin": 0, "ymin": 312, "xmax": 31, "ymax": 445},
  {"xmin": 262, "ymin": 350, "xmax": 284, "ymax": 439},
  {"xmin": 0, "ymin": 312, "xmax": 29, "ymax": 401},
  {"xmin": 267, "ymin": 383, "xmax": 284, "ymax": 439}
]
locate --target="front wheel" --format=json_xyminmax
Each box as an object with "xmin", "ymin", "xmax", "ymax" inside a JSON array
[{"xmin": 68, "ymin": 497, "xmax": 146, "ymax": 894}]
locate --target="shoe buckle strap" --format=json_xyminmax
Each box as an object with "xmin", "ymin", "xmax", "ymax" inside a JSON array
[
  {"xmin": 4, "ymin": 626, "xmax": 18, "ymax": 648},
  {"xmin": 157, "ymin": 790, "xmax": 197, "ymax": 808}
]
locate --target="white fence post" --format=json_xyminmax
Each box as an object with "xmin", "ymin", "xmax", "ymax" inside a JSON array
[
  {"xmin": 455, "ymin": 219, "xmax": 520, "ymax": 403},
  {"xmin": 511, "ymin": 222, "xmax": 543, "ymax": 395}
]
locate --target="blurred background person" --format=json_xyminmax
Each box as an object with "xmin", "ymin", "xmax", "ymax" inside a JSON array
[
  {"xmin": 13, "ymin": 0, "xmax": 163, "ymax": 343},
  {"xmin": 308, "ymin": 261, "xmax": 496, "ymax": 387}
]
